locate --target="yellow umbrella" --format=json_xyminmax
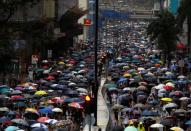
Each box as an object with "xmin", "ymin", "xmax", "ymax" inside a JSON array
[
  {"xmin": 35, "ymin": 90, "xmax": 47, "ymax": 96},
  {"xmin": 170, "ymin": 127, "xmax": 184, "ymax": 131},
  {"xmin": 58, "ymin": 61, "xmax": 65, "ymax": 65},
  {"xmin": 161, "ymin": 98, "xmax": 172, "ymax": 102},
  {"xmin": 25, "ymin": 108, "xmax": 38, "ymax": 113},
  {"xmin": 123, "ymin": 73, "xmax": 132, "ymax": 78}
]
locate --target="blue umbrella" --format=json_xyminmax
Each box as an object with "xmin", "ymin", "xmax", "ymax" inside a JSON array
[
  {"xmin": 64, "ymin": 98, "xmax": 84, "ymax": 103},
  {"xmin": 39, "ymin": 108, "xmax": 52, "ymax": 114},
  {"xmin": 117, "ymin": 77, "xmax": 128, "ymax": 84},
  {"xmin": 5, "ymin": 126, "xmax": 20, "ymax": 131},
  {"xmin": 0, "ymin": 116, "xmax": 10, "ymax": 123},
  {"xmin": 185, "ymin": 120, "xmax": 191, "ymax": 125}
]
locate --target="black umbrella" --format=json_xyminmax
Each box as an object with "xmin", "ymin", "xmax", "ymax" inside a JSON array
[{"xmin": 111, "ymin": 125, "xmax": 124, "ymax": 131}]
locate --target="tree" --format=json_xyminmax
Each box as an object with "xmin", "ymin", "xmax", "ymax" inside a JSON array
[
  {"xmin": 177, "ymin": 0, "xmax": 191, "ymax": 52},
  {"xmin": 0, "ymin": 0, "xmax": 40, "ymax": 24},
  {"xmin": 55, "ymin": 6, "xmax": 87, "ymax": 56},
  {"xmin": 147, "ymin": 10, "xmax": 178, "ymax": 66}
]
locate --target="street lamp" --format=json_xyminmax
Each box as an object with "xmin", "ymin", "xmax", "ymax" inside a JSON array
[{"xmin": 93, "ymin": 0, "xmax": 99, "ymax": 126}]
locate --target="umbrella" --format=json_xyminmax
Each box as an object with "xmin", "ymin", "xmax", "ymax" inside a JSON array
[
  {"xmin": 134, "ymin": 103, "xmax": 145, "ymax": 108},
  {"xmin": 0, "ymin": 116, "xmax": 11, "ymax": 123},
  {"xmin": 112, "ymin": 104, "xmax": 124, "ymax": 110},
  {"xmin": 52, "ymin": 108, "xmax": 63, "ymax": 113},
  {"xmin": 11, "ymin": 118, "xmax": 28, "ymax": 126},
  {"xmin": 150, "ymin": 123, "xmax": 164, "ymax": 128},
  {"xmin": 161, "ymin": 98, "xmax": 172, "ymax": 102},
  {"xmin": 13, "ymin": 102, "xmax": 26, "ymax": 108},
  {"xmin": 121, "ymin": 108, "xmax": 133, "ymax": 112},
  {"xmin": 31, "ymin": 123, "xmax": 48, "ymax": 128},
  {"xmin": 5, "ymin": 126, "xmax": 20, "ymax": 131},
  {"xmin": 45, "ymin": 119, "xmax": 58, "ymax": 125},
  {"xmin": 76, "ymin": 88, "xmax": 88, "ymax": 93},
  {"xmin": 137, "ymin": 85, "xmax": 147, "ymax": 91},
  {"xmin": 25, "ymin": 108, "xmax": 38, "ymax": 113},
  {"xmin": 124, "ymin": 126, "xmax": 137, "ymax": 131},
  {"xmin": 10, "ymin": 90, "xmax": 22, "ymax": 95},
  {"xmin": 37, "ymin": 117, "xmax": 49, "ymax": 123},
  {"xmin": 0, "ymin": 107, "xmax": 9, "ymax": 112},
  {"xmin": 65, "ymin": 98, "xmax": 84, "ymax": 103},
  {"xmin": 174, "ymin": 109, "xmax": 186, "ymax": 114},
  {"xmin": 68, "ymin": 102, "xmax": 83, "ymax": 109},
  {"xmin": 163, "ymin": 103, "xmax": 178, "ymax": 109},
  {"xmin": 35, "ymin": 90, "xmax": 47, "ymax": 96},
  {"xmin": 39, "ymin": 107, "xmax": 52, "ymax": 114},
  {"xmin": 163, "ymin": 85, "xmax": 174, "ymax": 91},
  {"xmin": 185, "ymin": 120, "xmax": 191, "ymax": 125},
  {"xmin": 179, "ymin": 97, "xmax": 190, "ymax": 101},
  {"xmin": 111, "ymin": 125, "xmax": 124, "ymax": 131},
  {"xmin": 170, "ymin": 127, "xmax": 184, "ymax": 131}
]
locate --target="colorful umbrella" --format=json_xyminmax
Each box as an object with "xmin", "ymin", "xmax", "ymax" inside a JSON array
[
  {"xmin": 68, "ymin": 102, "xmax": 83, "ymax": 109},
  {"xmin": 37, "ymin": 117, "xmax": 49, "ymax": 123},
  {"xmin": 35, "ymin": 90, "xmax": 47, "ymax": 96}
]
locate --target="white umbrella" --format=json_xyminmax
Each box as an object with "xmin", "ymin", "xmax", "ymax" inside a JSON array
[
  {"xmin": 76, "ymin": 88, "xmax": 88, "ymax": 93},
  {"xmin": 52, "ymin": 108, "xmax": 63, "ymax": 113},
  {"xmin": 45, "ymin": 119, "xmax": 58, "ymax": 125},
  {"xmin": 163, "ymin": 103, "xmax": 177, "ymax": 110},
  {"xmin": 179, "ymin": 97, "xmax": 190, "ymax": 101},
  {"xmin": 177, "ymin": 75, "xmax": 186, "ymax": 79},
  {"xmin": 150, "ymin": 123, "xmax": 164, "ymax": 128},
  {"xmin": 31, "ymin": 123, "xmax": 47, "ymax": 128}
]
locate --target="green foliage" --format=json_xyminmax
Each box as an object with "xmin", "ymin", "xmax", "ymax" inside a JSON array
[
  {"xmin": 0, "ymin": 39, "xmax": 15, "ymax": 72},
  {"xmin": 0, "ymin": 0, "xmax": 40, "ymax": 23},
  {"xmin": 147, "ymin": 10, "xmax": 178, "ymax": 52},
  {"xmin": 177, "ymin": 0, "xmax": 191, "ymax": 46}
]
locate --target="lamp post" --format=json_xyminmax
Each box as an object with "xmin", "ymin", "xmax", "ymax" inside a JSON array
[{"xmin": 93, "ymin": 0, "xmax": 99, "ymax": 126}]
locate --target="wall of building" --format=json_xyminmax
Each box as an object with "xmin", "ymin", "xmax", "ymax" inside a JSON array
[{"xmin": 78, "ymin": 0, "xmax": 88, "ymax": 41}]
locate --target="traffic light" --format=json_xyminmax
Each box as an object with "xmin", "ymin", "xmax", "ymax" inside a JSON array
[{"xmin": 84, "ymin": 95, "xmax": 92, "ymax": 114}]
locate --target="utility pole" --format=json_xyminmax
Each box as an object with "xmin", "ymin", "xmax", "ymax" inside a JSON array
[{"xmin": 94, "ymin": 0, "xmax": 99, "ymax": 126}]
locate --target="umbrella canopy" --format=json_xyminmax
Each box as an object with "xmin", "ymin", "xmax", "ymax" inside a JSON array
[
  {"xmin": 185, "ymin": 120, "xmax": 191, "ymax": 125},
  {"xmin": 5, "ymin": 126, "xmax": 20, "ymax": 131},
  {"xmin": 68, "ymin": 102, "xmax": 83, "ymax": 109},
  {"xmin": 170, "ymin": 127, "xmax": 184, "ymax": 131},
  {"xmin": 45, "ymin": 119, "xmax": 58, "ymax": 125},
  {"xmin": 37, "ymin": 117, "xmax": 49, "ymax": 123},
  {"xmin": 11, "ymin": 118, "xmax": 28, "ymax": 126},
  {"xmin": 150, "ymin": 123, "xmax": 164, "ymax": 128},
  {"xmin": 52, "ymin": 108, "xmax": 63, "ymax": 113},
  {"xmin": 31, "ymin": 123, "xmax": 48, "ymax": 128},
  {"xmin": 163, "ymin": 103, "xmax": 178, "ymax": 109},
  {"xmin": 124, "ymin": 126, "xmax": 137, "ymax": 131},
  {"xmin": 161, "ymin": 98, "xmax": 172, "ymax": 102},
  {"xmin": 35, "ymin": 90, "xmax": 47, "ymax": 96}
]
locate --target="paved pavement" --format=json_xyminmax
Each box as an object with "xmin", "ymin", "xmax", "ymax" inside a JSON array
[{"xmin": 83, "ymin": 78, "xmax": 109, "ymax": 131}]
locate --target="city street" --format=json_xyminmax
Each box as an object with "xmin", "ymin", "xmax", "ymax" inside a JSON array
[{"xmin": 0, "ymin": 0, "xmax": 191, "ymax": 131}]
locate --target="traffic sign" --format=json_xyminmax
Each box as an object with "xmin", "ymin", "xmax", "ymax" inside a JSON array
[
  {"xmin": 31, "ymin": 55, "xmax": 39, "ymax": 64},
  {"xmin": 84, "ymin": 19, "xmax": 91, "ymax": 26}
]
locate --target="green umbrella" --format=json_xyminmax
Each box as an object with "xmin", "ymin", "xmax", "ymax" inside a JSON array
[
  {"xmin": 124, "ymin": 126, "xmax": 138, "ymax": 131},
  {"xmin": 104, "ymin": 83, "xmax": 117, "ymax": 89},
  {"xmin": 13, "ymin": 102, "xmax": 26, "ymax": 108}
]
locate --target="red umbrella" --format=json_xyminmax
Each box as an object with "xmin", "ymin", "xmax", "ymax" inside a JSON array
[
  {"xmin": 42, "ymin": 65, "xmax": 49, "ymax": 69},
  {"xmin": 45, "ymin": 75, "xmax": 55, "ymax": 81},
  {"xmin": 37, "ymin": 117, "xmax": 49, "ymax": 123},
  {"xmin": 177, "ymin": 43, "xmax": 186, "ymax": 49},
  {"xmin": 163, "ymin": 85, "xmax": 174, "ymax": 91},
  {"xmin": 10, "ymin": 95, "xmax": 23, "ymax": 101}
]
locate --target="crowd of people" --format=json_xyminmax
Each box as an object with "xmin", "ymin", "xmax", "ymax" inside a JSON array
[
  {"xmin": 102, "ymin": 21, "xmax": 191, "ymax": 131},
  {"xmin": 0, "ymin": 43, "xmax": 99, "ymax": 131}
]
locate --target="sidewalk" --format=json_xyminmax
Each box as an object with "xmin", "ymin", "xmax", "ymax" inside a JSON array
[
  {"xmin": 97, "ymin": 78, "xmax": 109, "ymax": 130},
  {"xmin": 83, "ymin": 78, "xmax": 109, "ymax": 131}
]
